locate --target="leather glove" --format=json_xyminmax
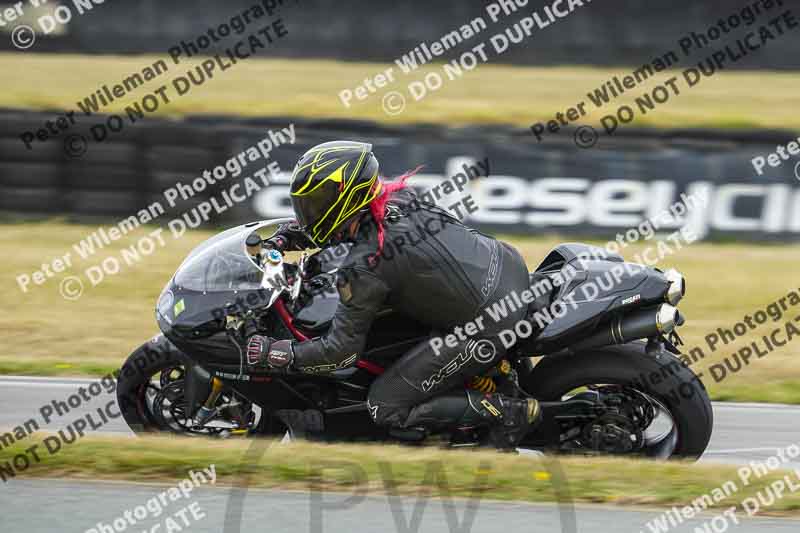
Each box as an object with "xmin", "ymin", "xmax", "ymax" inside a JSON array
[
  {"xmin": 246, "ymin": 335, "xmax": 295, "ymax": 372},
  {"xmin": 265, "ymin": 221, "xmax": 314, "ymax": 252}
]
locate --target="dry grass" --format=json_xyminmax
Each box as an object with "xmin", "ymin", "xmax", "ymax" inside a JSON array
[{"xmin": 0, "ymin": 53, "xmax": 798, "ymax": 130}]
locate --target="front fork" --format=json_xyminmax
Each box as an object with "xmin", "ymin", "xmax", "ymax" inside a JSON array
[{"xmin": 193, "ymin": 376, "xmax": 225, "ymax": 426}]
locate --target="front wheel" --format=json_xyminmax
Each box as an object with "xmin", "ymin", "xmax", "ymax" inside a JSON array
[
  {"xmin": 520, "ymin": 342, "xmax": 713, "ymax": 460},
  {"xmin": 117, "ymin": 335, "xmax": 289, "ymax": 438},
  {"xmin": 116, "ymin": 335, "xmax": 190, "ymax": 434}
]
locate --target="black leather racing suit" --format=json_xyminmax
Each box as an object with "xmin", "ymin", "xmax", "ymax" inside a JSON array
[{"xmin": 289, "ymin": 188, "xmax": 531, "ymax": 432}]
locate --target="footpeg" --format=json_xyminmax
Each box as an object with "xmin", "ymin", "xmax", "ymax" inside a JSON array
[{"xmin": 489, "ymin": 397, "xmax": 542, "ymax": 449}]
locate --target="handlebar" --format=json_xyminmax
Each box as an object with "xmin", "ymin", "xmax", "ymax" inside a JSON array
[
  {"xmin": 264, "ymin": 235, "xmax": 288, "ymax": 252},
  {"xmin": 243, "ymin": 316, "xmax": 259, "ymax": 338},
  {"xmin": 264, "ymin": 221, "xmax": 309, "ymax": 253}
]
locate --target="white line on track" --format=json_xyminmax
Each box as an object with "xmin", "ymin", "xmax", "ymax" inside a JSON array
[
  {"xmin": 0, "ymin": 381, "xmax": 96, "ymax": 388},
  {"xmin": 3, "ymin": 376, "xmax": 800, "ymax": 411},
  {"xmin": 704, "ymin": 448, "xmax": 782, "ymax": 454},
  {"xmin": 0, "ymin": 376, "xmax": 99, "ymax": 387},
  {"xmin": 0, "ymin": 375, "xmax": 98, "ymax": 381}
]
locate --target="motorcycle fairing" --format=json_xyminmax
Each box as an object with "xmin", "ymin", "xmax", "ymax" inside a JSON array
[{"xmin": 529, "ymin": 244, "xmax": 672, "ymax": 349}]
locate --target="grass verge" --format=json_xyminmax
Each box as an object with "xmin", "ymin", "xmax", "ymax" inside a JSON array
[{"xmin": 2, "ymin": 434, "xmax": 800, "ymax": 517}]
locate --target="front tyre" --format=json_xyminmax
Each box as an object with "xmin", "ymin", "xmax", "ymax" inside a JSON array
[
  {"xmin": 521, "ymin": 342, "xmax": 713, "ymax": 460},
  {"xmin": 117, "ymin": 335, "xmax": 288, "ymax": 438},
  {"xmin": 116, "ymin": 334, "xmax": 184, "ymax": 434}
]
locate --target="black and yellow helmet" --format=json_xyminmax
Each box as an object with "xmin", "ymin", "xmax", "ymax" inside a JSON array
[{"xmin": 290, "ymin": 140, "xmax": 382, "ymax": 246}]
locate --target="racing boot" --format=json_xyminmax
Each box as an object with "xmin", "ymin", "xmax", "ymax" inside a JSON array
[
  {"xmin": 479, "ymin": 392, "xmax": 542, "ymax": 449},
  {"xmin": 403, "ymin": 389, "xmax": 542, "ymax": 450}
]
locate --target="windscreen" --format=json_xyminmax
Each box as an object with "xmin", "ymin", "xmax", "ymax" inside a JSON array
[{"xmin": 172, "ymin": 220, "xmax": 288, "ymax": 292}]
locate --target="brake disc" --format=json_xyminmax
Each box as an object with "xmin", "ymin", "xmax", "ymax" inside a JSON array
[{"xmin": 582, "ymin": 412, "xmax": 642, "ymax": 453}]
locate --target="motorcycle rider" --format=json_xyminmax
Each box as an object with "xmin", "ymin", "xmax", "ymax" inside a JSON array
[{"xmin": 246, "ymin": 140, "xmax": 541, "ymax": 449}]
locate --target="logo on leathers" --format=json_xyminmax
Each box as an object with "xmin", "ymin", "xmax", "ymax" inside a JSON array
[{"xmin": 421, "ymin": 340, "xmax": 485, "ymax": 393}]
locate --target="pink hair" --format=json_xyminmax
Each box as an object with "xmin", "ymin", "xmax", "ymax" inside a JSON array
[{"xmin": 368, "ymin": 165, "xmax": 424, "ymax": 263}]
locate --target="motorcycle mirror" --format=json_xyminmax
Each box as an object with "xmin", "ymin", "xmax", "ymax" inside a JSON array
[{"xmin": 246, "ymin": 233, "xmax": 263, "ymax": 258}]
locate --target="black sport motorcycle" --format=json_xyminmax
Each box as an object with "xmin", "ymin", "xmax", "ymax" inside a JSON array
[{"xmin": 117, "ymin": 218, "xmax": 713, "ymax": 459}]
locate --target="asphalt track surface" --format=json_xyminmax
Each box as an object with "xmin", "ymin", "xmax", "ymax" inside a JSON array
[
  {"xmin": 2, "ymin": 480, "xmax": 799, "ymax": 533},
  {"xmin": 2, "ymin": 376, "xmax": 800, "ymax": 532}
]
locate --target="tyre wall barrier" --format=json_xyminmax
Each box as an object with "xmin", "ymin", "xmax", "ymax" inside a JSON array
[{"xmin": 1, "ymin": 109, "xmax": 798, "ymax": 241}]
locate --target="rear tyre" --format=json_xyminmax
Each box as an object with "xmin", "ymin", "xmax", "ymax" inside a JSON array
[{"xmin": 521, "ymin": 342, "xmax": 713, "ymax": 460}]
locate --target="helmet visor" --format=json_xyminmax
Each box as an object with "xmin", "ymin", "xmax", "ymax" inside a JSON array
[{"xmin": 291, "ymin": 193, "xmax": 335, "ymax": 246}]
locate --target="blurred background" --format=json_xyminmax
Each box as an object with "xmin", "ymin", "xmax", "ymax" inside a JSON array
[{"xmin": 0, "ymin": 0, "xmax": 799, "ymax": 404}]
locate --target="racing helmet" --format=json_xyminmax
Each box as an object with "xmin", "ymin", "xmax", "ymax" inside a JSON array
[{"xmin": 290, "ymin": 140, "xmax": 382, "ymax": 246}]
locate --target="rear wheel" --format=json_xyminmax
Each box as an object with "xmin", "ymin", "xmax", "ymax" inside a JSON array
[{"xmin": 520, "ymin": 342, "xmax": 713, "ymax": 460}]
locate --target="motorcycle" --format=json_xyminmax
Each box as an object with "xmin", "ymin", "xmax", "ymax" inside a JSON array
[{"xmin": 116, "ymin": 218, "xmax": 713, "ymax": 459}]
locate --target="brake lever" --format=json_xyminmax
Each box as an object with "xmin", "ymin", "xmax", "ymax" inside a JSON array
[
  {"xmin": 242, "ymin": 315, "xmax": 259, "ymax": 338},
  {"xmin": 290, "ymin": 252, "xmax": 307, "ymax": 301}
]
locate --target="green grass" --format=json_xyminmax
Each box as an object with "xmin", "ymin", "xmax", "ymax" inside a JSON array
[
  {"xmin": 1, "ymin": 53, "xmax": 799, "ymax": 130},
  {"xmin": 2, "ymin": 434, "xmax": 800, "ymax": 516},
  {"xmin": 2, "ymin": 221, "xmax": 800, "ymax": 403}
]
